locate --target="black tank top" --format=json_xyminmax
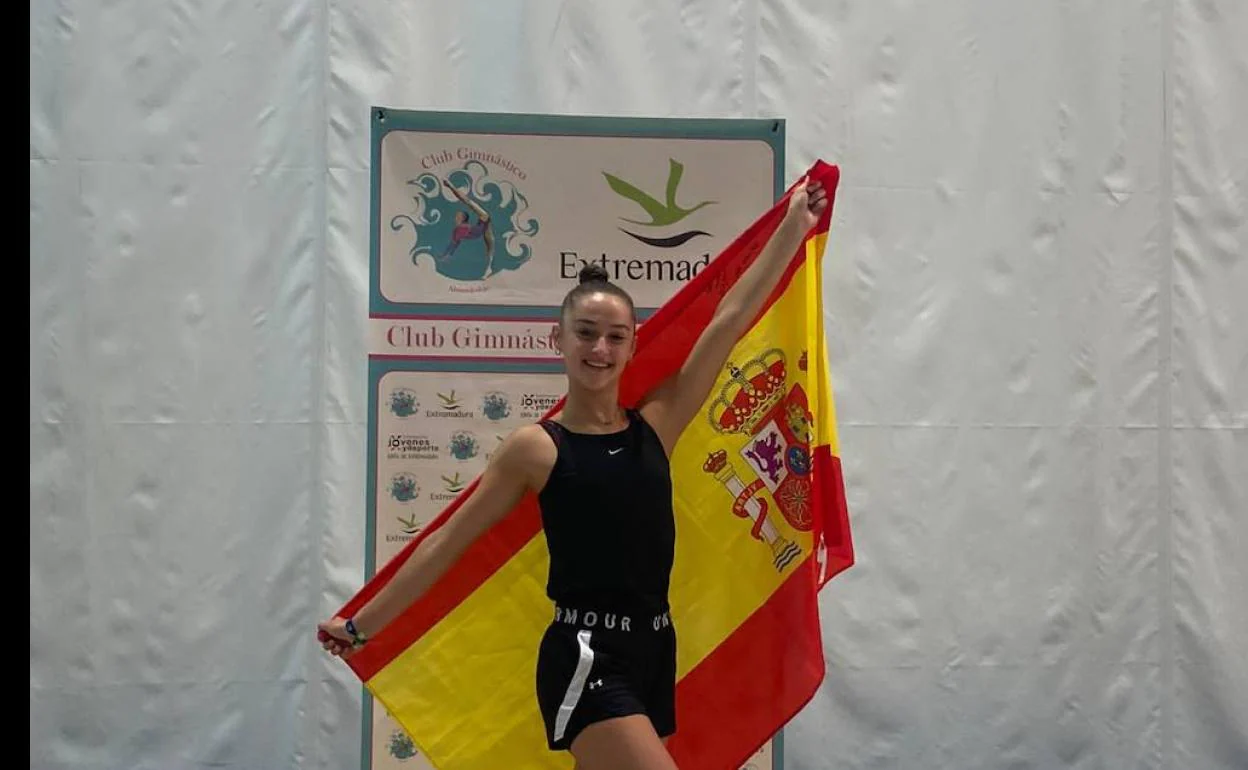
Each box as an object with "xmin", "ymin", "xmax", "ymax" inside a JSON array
[{"xmin": 537, "ymin": 409, "xmax": 675, "ymax": 614}]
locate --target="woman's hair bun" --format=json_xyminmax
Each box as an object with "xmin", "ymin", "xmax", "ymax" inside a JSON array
[{"xmin": 578, "ymin": 263, "xmax": 610, "ymax": 285}]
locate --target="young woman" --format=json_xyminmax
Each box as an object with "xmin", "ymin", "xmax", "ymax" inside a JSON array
[{"xmin": 320, "ymin": 178, "xmax": 828, "ymax": 770}]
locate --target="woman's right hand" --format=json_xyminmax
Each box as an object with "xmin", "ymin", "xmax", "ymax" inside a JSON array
[{"xmin": 317, "ymin": 616, "xmax": 356, "ymax": 659}]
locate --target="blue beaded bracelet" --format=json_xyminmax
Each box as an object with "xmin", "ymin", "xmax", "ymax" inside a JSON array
[{"xmin": 345, "ymin": 618, "xmax": 368, "ymax": 647}]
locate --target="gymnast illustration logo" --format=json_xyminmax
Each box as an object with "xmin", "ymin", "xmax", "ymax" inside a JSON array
[
  {"xmin": 390, "ymin": 160, "xmax": 540, "ymax": 283},
  {"xmin": 448, "ymin": 430, "xmax": 480, "ymax": 461},
  {"xmin": 481, "ymin": 391, "xmax": 511, "ymax": 421},
  {"xmin": 387, "ymin": 728, "xmax": 418, "ymax": 760},
  {"xmin": 703, "ymin": 348, "xmax": 815, "ymax": 572},
  {"xmin": 603, "ymin": 158, "xmax": 716, "ymax": 248},
  {"xmin": 389, "ymin": 472, "xmax": 420, "ymax": 503},
  {"xmin": 387, "ymin": 388, "xmax": 419, "ymax": 418}
]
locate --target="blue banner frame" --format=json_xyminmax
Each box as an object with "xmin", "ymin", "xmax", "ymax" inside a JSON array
[{"xmin": 364, "ymin": 108, "xmax": 786, "ymax": 770}]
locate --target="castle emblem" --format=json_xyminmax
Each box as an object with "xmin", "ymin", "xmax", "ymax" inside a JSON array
[{"xmin": 703, "ymin": 348, "xmax": 814, "ymax": 571}]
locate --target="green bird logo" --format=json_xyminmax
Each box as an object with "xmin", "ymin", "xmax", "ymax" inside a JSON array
[
  {"xmin": 397, "ymin": 513, "xmax": 422, "ymax": 535},
  {"xmin": 604, "ymin": 159, "xmax": 717, "ymax": 227},
  {"xmin": 437, "ymin": 390, "xmax": 462, "ymax": 409},
  {"xmin": 603, "ymin": 159, "xmax": 716, "ymax": 248},
  {"xmin": 441, "ymin": 472, "xmax": 466, "ymax": 493}
]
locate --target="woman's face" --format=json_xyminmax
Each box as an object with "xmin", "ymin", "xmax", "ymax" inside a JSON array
[{"xmin": 555, "ymin": 292, "xmax": 636, "ymax": 393}]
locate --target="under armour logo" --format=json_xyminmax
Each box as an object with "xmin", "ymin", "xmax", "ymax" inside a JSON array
[
  {"xmin": 607, "ymin": 448, "xmax": 623, "ymax": 455},
  {"xmin": 588, "ymin": 679, "xmax": 603, "ymax": 690}
]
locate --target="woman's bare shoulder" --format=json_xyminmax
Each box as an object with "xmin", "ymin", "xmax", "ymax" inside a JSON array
[{"xmin": 492, "ymin": 423, "xmax": 558, "ymax": 491}]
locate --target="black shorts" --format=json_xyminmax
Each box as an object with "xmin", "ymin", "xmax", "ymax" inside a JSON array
[{"xmin": 535, "ymin": 605, "xmax": 677, "ymax": 751}]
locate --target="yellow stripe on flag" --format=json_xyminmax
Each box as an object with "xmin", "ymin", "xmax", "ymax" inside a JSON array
[
  {"xmin": 367, "ymin": 535, "xmax": 562, "ymax": 769},
  {"xmin": 667, "ymin": 254, "xmax": 824, "ymax": 675},
  {"xmin": 805, "ymin": 231, "xmax": 840, "ymax": 456}
]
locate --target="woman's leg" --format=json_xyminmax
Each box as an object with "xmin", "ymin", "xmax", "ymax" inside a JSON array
[{"xmin": 569, "ymin": 715, "xmax": 678, "ymax": 770}]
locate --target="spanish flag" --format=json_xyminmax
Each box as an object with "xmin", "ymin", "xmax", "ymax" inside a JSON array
[{"xmin": 337, "ymin": 160, "xmax": 853, "ymax": 769}]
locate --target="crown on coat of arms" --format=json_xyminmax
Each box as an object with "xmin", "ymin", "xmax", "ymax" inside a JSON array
[
  {"xmin": 703, "ymin": 448, "xmax": 729, "ymax": 474},
  {"xmin": 708, "ymin": 348, "xmax": 787, "ymax": 434}
]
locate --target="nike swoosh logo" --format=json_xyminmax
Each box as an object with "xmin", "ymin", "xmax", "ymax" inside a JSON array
[{"xmin": 608, "ymin": 448, "xmax": 623, "ymax": 455}]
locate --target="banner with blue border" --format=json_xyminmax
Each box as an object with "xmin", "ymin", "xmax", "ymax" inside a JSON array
[{"xmin": 365, "ymin": 108, "xmax": 784, "ymax": 770}]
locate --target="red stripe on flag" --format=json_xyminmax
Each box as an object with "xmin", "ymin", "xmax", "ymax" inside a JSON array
[
  {"xmin": 667, "ymin": 557, "xmax": 825, "ymax": 770},
  {"xmin": 667, "ymin": 445, "xmax": 852, "ymax": 769},
  {"xmin": 347, "ymin": 493, "xmax": 544, "ymax": 680},
  {"xmin": 817, "ymin": 452, "xmax": 855, "ymax": 587}
]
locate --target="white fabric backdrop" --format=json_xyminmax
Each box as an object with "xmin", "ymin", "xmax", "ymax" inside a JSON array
[{"xmin": 29, "ymin": 1, "xmax": 1245, "ymax": 768}]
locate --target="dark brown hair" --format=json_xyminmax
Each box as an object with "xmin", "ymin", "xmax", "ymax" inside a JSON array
[{"xmin": 560, "ymin": 264, "xmax": 636, "ymax": 323}]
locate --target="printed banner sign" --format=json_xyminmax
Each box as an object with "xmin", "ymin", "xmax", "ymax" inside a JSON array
[
  {"xmin": 365, "ymin": 109, "xmax": 788, "ymax": 770},
  {"xmin": 374, "ymin": 118, "xmax": 779, "ymax": 311}
]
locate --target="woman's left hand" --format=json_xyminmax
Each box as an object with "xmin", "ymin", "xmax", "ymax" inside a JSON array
[{"xmin": 785, "ymin": 177, "xmax": 828, "ymax": 231}]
